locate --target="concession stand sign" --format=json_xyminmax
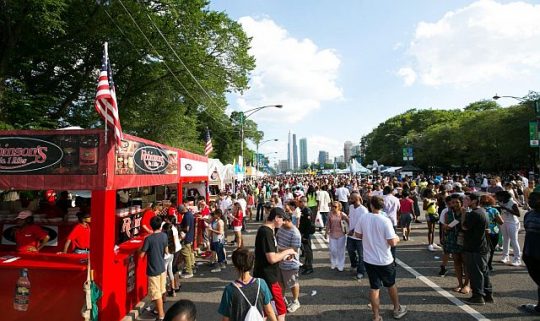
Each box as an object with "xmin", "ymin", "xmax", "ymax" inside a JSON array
[
  {"xmin": 0, "ymin": 135, "xmax": 99, "ymax": 175},
  {"xmin": 116, "ymin": 139, "xmax": 178, "ymax": 175}
]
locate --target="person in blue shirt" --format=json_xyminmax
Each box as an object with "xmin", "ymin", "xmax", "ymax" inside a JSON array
[{"xmin": 179, "ymin": 204, "xmax": 195, "ymax": 278}]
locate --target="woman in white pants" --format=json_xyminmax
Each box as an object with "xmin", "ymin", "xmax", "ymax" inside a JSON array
[
  {"xmin": 496, "ymin": 191, "xmax": 522, "ymax": 266},
  {"xmin": 325, "ymin": 201, "xmax": 349, "ymax": 271}
]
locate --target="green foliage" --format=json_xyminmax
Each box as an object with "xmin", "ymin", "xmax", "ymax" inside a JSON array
[
  {"xmin": 362, "ymin": 101, "xmax": 535, "ymax": 172},
  {"xmin": 0, "ymin": 0, "xmax": 257, "ymax": 163}
]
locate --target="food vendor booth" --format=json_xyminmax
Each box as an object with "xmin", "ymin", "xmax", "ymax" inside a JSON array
[
  {"xmin": 0, "ymin": 129, "xmax": 186, "ymax": 321},
  {"xmin": 178, "ymin": 150, "xmax": 208, "ymax": 204}
]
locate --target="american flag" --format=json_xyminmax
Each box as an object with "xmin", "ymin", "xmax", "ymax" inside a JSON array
[
  {"xmin": 204, "ymin": 128, "xmax": 213, "ymax": 157},
  {"xmin": 95, "ymin": 42, "xmax": 123, "ymax": 146}
]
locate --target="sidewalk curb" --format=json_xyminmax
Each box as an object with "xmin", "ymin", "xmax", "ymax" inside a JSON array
[{"xmin": 121, "ymin": 296, "xmax": 151, "ymax": 321}]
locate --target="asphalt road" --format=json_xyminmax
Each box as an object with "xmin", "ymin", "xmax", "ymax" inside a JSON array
[{"xmin": 139, "ymin": 215, "xmax": 539, "ymax": 321}]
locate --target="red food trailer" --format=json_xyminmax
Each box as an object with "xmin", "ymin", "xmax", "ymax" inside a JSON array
[{"xmin": 0, "ymin": 129, "xmax": 206, "ymax": 321}]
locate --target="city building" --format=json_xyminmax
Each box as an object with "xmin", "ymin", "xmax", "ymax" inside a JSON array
[
  {"xmin": 279, "ymin": 159, "xmax": 289, "ymax": 173},
  {"xmin": 299, "ymin": 138, "xmax": 308, "ymax": 168},
  {"xmin": 287, "ymin": 130, "xmax": 298, "ymax": 171},
  {"xmin": 351, "ymin": 144, "xmax": 361, "ymax": 158},
  {"xmin": 344, "ymin": 141, "xmax": 353, "ymax": 162},
  {"xmin": 318, "ymin": 150, "xmax": 329, "ymax": 165},
  {"xmin": 335, "ymin": 155, "xmax": 345, "ymax": 163}
]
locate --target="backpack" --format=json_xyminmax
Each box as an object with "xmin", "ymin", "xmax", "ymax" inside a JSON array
[{"xmin": 232, "ymin": 279, "xmax": 264, "ymax": 321}]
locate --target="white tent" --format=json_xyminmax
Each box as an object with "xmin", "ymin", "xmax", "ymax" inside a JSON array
[
  {"xmin": 380, "ymin": 166, "xmax": 402, "ymax": 174},
  {"xmin": 349, "ymin": 159, "xmax": 371, "ymax": 174}
]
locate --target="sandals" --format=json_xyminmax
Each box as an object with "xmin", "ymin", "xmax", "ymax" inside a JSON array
[
  {"xmin": 459, "ymin": 286, "xmax": 471, "ymax": 294},
  {"xmin": 451, "ymin": 286, "xmax": 470, "ymax": 294}
]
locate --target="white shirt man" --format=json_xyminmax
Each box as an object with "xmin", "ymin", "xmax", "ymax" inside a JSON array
[
  {"xmin": 316, "ymin": 189, "xmax": 331, "ymax": 213},
  {"xmin": 348, "ymin": 199, "xmax": 369, "ymax": 241},
  {"xmin": 335, "ymin": 185, "xmax": 350, "ymax": 203},
  {"xmin": 382, "ymin": 187, "xmax": 400, "ymax": 227}
]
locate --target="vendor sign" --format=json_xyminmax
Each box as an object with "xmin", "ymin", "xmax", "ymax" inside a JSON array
[
  {"xmin": 0, "ymin": 135, "xmax": 99, "ymax": 175},
  {"xmin": 116, "ymin": 139, "xmax": 178, "ymax": 175}
]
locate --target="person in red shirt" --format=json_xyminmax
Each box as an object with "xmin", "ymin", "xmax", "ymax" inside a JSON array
[
  {"xmin": 62, "ymin": 212, "xmax": 91, "ymax": 254},
  {"xmin": 13, "ymin": 210, "xmax": 50, "ymax": 253},
  {"xmin": 140, "ymin": 203, "xmax": 157, "ymax": 237},
  {"xmin": 399, "ymin": 191, "xmax": 415, "ymax": 241},
  {"xmin": 197, "ymin": 199, "xmax": 211, "ymax": 254},
  {"xmin": 230, "ymin": 202, "xmax": 244, "ymax": 248}
]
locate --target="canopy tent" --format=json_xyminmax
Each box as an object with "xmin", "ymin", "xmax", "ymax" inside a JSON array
[
  {"xmin": 349, "ymin": 159, "xmax": 371, "ymax": 174},
  {"xmin": 380, "ymin": 166, "xmax": 402, "ymax": 174}
]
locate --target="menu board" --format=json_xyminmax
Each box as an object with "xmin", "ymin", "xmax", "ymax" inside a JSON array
[
  {"xmin": 0, "ymin": 135, "xmax": 99, "ymax": 175},
  {"xmin": 116, "ymin": 139, "xmax": 178, "ymax": 175}
]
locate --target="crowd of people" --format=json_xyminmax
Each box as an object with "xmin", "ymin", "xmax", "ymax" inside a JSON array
[{"xmin": 142, "ymin": 171, "xmax": 540, "ymax": 321}]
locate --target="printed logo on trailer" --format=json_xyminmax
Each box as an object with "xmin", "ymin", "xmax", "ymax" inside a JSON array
[
  {"xmin": 133, "ymin": 146, "xmax": 169, "ymax": 173},
  {"xmin": 0, "ymin": 137, "xmax": 63, "ymax": 172}
]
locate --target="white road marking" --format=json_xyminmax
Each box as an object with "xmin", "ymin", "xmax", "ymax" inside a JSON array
[
  {"xmin": 396, "ymin": 258, "xmax": 491, "ymax": 321},
  {"xmin": 312, "ymin": 233, "xmax": 328, "ymax": 249}
]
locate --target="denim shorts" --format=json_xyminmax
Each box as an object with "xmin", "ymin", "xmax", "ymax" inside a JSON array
[{"xmin": 364, "ymin": 261, "xmax": 396, "ymax": 289}]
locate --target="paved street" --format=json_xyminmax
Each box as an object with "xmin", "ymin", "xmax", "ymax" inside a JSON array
[{"xmin": 139, "ymin": 219, "xmax": 537, "ymax": 321}]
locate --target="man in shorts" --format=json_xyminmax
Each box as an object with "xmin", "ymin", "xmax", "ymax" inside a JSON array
[
  {"xmin": 140, "ymin": 216, "xmax": 169, "ymax": 321},
  {"xmin": 276, "ymin": 211, "xmax": 302, "ymax": 313},
  {"xmin": 355, "ymin": 196, "xmax": 408, "ymax": 321},
  {"xmin": 254, "ymin": 207, "xmax": 296, "ymax": 321}
]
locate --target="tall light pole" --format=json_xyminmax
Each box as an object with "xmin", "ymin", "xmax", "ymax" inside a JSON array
[
  {"xmin": 493, "ymin": 91, "xmax": 540, "ymax": 181},
  {"xmin": 256, "ymin": 139, "xmax": 278, "ymax": 174},
  {"xmin": 239, "ymin": 104, "xmax": 283, "ymax": 171}
]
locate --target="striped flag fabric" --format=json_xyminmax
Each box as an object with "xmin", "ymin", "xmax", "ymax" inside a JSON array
[
  {"xmin": 204, "ymin": 128, "xmax": 213, "ymax": 156},
  {"xmin": 95, "ymin": 42, "xmax": 123, "ymax": 146}
]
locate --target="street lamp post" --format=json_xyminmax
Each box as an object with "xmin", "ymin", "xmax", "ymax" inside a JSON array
[
  {"xmin": 239, "ymin": 105, "xmax": 283, "ymax": 174},
  {"xmin": 493, "ymin": 91, "xmax": 540, "ymax": 181},
  {"xmin": 256, "ymin": 139, "xmax": 278, "ymax": 174}
]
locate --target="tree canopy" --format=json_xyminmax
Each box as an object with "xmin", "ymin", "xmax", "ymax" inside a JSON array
[
  {"xmin": 0, "ymin": 0, "xmax": 258, "ymax": 163},
  {"xmin": 361, "ymin": 100, "xmax": 537, "ymax": 172}
]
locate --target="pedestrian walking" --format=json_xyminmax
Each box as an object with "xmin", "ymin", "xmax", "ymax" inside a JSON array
[
  {"xmin": 140, "ymin": 216, "xmax": 169, "ymax": 321},
  {"xmin": 347, "ymin": 192, "xmax": 368, "ymax": 280},
  {"xmin": 298, "ymin": 197, "xmax": 315, "ymax": 275},
  {"xmin": 325, "ymin": 201, "xmax": 348, "ymax": 272},
  {"xmin": 520, "ymin": 190, "xmax": 540, "ymax": 315},
  {"xmin": 496, "ymin": 190, "xmax": 522, "ymax": 266},
  {"xmin": 354, "ymin": 196, "xmax": 408, "ymax": 320},
  {"xmin": 276, "ymin": 211, "xmax": 302, "ymax": 313},
  {"xmin": 461, "ymin": 193, "xmax": 493, "ymax": 305},
  {"xmin": 253, "ymin": 207, "xmax": 296, "ymax": 321}
]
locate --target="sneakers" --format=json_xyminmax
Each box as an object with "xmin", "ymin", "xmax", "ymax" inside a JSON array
[
  {"xmin": 210, "ymin": 267, "xmax": 221, "ymax": 273},
  {"xmin": 393, "ymin": 305, "xmax": 408, "ymax": 319},
  {"xmin": 181, "ymin": 273, "xmax": 194, "ymax": 279},
  {"xmin": 484, "ymin": 293, "xmax": 494, "ymax": 303},
  {"xmin": 428, "ymin": 244, "xmax": 435, "ymax": 252},
  {"xmin": 501, "ymin": 255, "xmax": 510, "ymax": 264},
  {"xmin": 287, "ymin": 300, "xmax": 301, "ymax": 313},
  {"xmin": 301, "ymin": 268, "xmax": 314, "ymax": 275},
  {"xmin": 432, "ymin": 243, "xmax": 442, "ymax": 250},
  {"xmin": 356, "ymin": 273, "xmax": 364, "ymax": 280},
  {"xmin": 464, "ymin": 295, "xmax": 485, "ymax": 305},
  {"xmin": 511, "ymin": 259, "xmax": 522, "ymax": 267},
  {"xmin": 438, "ymin": 266, "xmax": 447, "ymax": 277}
]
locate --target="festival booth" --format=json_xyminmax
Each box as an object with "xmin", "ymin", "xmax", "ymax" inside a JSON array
[
  {"xmin": 208, "ymin": 158, "xmax": 225, "ymax": 202},
  {"xmin": 0, "ymin": 129, "xmax": 185, "ymax": 321}
]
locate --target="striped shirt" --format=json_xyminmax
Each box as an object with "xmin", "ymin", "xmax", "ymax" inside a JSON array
[{"xmin": 276, "ymin": 226, "xmax": 302, "ymax": 270}]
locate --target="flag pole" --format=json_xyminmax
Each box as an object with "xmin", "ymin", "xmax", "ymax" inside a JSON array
[{"xmin": 103, "ymin": 42, "xmax": 109, "ymax": 145}]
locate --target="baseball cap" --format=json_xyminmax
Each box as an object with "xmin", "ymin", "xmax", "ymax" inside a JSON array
[
  {"xmin": 177, "ymin": 205, "xmax": 187, "ymax": 213},
  {"xmin": 16, "ymin": 210, "xmax": 33, "ymax": 220},
  {"xmin": 267, "ymin": 207, "xmax": 286, "ymax": 221}
]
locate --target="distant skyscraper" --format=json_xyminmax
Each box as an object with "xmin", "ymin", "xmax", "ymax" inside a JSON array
[
  {"xmin": 318, "ymin": 150, "xmax": 329, "ymax": 165},
  {"xmin": 344, "ymin": 141, "xmax": 353, "ymax": 162},
  {"xmin": 299, "ymin": 138, "xmax": 308, "ymax": 168},
  {"xmin": 279, "ymin": 159, "xmax": 289, "ymax": 173},
  {"xmin": 293, "ymin": 134, "xmax": 298, "ymax": 170},
  {"xmin": 287, "ymin": 131, "xmax": 293, "ymax": 170}
]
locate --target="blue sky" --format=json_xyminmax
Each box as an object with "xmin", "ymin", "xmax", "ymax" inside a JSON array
[{"xmin": 209, "ymin": 0, "xmax": 540, "ymax": 164}]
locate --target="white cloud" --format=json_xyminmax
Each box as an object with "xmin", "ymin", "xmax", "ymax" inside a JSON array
[
  {"xmin": 397, "ymin": 67, "xmax": 417, "ymax": 86},
  {"xmin": 232, "ymin": 17, "xmax": 343, "ymax": 123},
  {"xmin": 401, "ymin": 0, "xmax": 540, "ymax": 87}
]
